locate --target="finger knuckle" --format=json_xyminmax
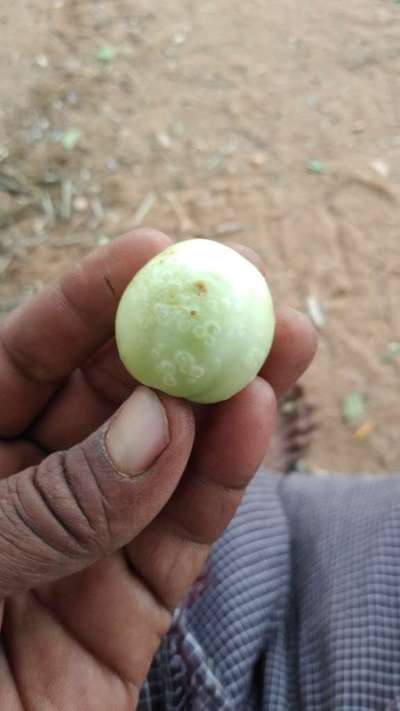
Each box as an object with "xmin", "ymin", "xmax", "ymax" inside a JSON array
[
  {"xmin": 41, "ymin": 448, "xmax": 113, "ymax": 556},
  {"xmin": 4, "ymin": 449, "xmax": 113, "ymax": 561}
]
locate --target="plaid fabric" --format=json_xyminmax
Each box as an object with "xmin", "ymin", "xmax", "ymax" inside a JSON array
[{"xmin": 139, "ymin": 470, "xmax": 400, "ymax": 710}]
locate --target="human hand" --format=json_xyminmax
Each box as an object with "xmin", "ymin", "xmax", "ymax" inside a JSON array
[{"xmin": 0, "ymin": 229, "xmax": 316, "ymax": 709}]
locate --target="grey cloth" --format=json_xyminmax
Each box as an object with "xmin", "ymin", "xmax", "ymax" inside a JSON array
[{"xmin": 139, "ymin": 470, "xmax": 400, "ymax": 710}]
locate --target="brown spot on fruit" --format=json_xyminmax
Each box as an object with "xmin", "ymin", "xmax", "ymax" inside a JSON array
[
  {"xmin": 190, "ymin": 310, "xmax": 197, "ymax": 316},
  {"xmin": 194, "ymin": 281, "xmax": 207, "ymax": 295}
]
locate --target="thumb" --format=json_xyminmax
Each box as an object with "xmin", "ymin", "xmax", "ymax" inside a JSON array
[{"xmin": 0, "ymin": 387, "xmax": 194, "ymax": 597}]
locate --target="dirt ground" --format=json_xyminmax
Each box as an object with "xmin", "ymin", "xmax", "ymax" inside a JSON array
[{"xmin": 0, "ymin": 0, "xmax": 399, "ymax": 474}]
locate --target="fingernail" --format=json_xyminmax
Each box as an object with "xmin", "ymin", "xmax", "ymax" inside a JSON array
[{"xmin": 106, "ymin": 386, "xmax": 169, "ymax": 477}]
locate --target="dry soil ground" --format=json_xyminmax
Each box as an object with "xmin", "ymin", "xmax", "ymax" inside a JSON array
[{"xmin": 0, "ymin": 0, "xmax": 399, "ymax": 473}]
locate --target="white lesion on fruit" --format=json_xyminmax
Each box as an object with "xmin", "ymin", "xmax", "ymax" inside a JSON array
[
  {"xmin": 175, "ymin": 350, "xmax": 205, "ymax": 382},
  {"xmin": 176, "ymin": 305, "xmax": 197, "ymax": 333},
  {"xmin": 193, "ymin": 320, "xmax": 221, "ymax": 347},
  {"xmin": 179, "ymin": 291, "xmax": 191, "ymax": 303},
  {"xmin": 205, "ymin": 320, "xmax": 220, "ymax": 338},
  {"xmin": 163, "ymin": 374, "xmax": 177, "ymax": 387},
  {"xmin": 150, "ymin": 347, "xmax": 161, "ymax": 360},
  {"xmin": 153, "ymin": 302, "xmax": 175, "ymax": 325},
  {"xmin": 154, "ymin": 298, "xmax": 200, "ymax": 334},
  {"xmin": 175, "ymin": 350, "xmax": 194, "ymax": 375},
  {"xmin": 187, "ymin": 364, "xmax": 205, "ymax": 381},
  {"xmin": 156, "ymin": 359, "xmax": 177, "ymax": 387}
]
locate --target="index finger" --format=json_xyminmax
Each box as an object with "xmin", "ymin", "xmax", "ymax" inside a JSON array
[{"xmin": 0, "ymin": 229, "xmax": 171, "ymax": 437}]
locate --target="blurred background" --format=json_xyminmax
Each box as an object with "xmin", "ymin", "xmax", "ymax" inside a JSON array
[{"xmin": 0, "ymin": 0, "xmax": 399, "ymax": 474}]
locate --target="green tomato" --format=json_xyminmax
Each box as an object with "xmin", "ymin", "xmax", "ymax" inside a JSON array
[{"xmin": 115, "ymin": 239, "xmax": 275, "ymax": 404}]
